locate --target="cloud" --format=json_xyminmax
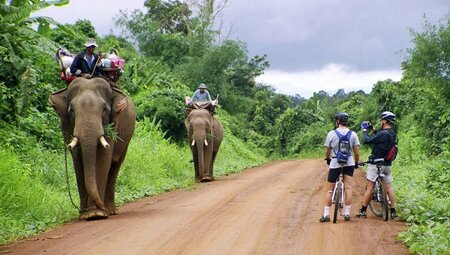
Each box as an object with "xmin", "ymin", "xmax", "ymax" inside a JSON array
[{"xmin": 255, "ymin": 63, "xmax": 402, "ymax": 98}]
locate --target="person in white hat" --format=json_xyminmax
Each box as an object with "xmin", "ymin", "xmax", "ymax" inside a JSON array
[{"xmin": 70, "ymin": 38, "xmax": 100, "ymax": 79}]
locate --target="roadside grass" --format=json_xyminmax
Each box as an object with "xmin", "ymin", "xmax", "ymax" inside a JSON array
[
  {"xmin": 0, "ymin": 149, "xmax": 76, "ymax": 244},
  {"xmin": 0, "ymin": 117, "xmax": 268, "ymax": 245},
  {"xmin": 392, "ymin": 129, "xmax": 450, "ymax": 255},
  {"xmin": 395, "ymin": 153, "xmax": 450, "ymax": 255}
]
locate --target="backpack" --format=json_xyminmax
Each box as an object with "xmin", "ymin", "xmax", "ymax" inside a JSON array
[
  {"xmin": 384, "ymin": 130, "xmax": 398, "ymax": 162},
  {"xmin": 334, "ymin": 130, "xmax": 353, "ymax": 164}
]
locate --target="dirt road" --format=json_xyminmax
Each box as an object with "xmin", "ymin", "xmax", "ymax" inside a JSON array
[{"xmin": 0, "ymin": 160, "xmax": 409, "ymax": 255}]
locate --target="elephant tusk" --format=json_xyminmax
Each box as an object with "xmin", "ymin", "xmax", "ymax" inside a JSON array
[
  {"xmin": 204, "ymin": 139, "xmax": 208, "ymax": 146},
  {"xmin": 67, "ymin": 137, "xmax": 78, "ymax": 150},
  {"xmin": 191, "ymin": 140, "xmax": 195, "ymax": 146},
  {"xmin": 99, "ymin": 136, "xmax": 110, "ymax": 149}
]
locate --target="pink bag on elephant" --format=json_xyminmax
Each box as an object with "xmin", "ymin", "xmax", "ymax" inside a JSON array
[{"xmin": 108, "ymin": 48, "xmax": 125, "ymax": 70}]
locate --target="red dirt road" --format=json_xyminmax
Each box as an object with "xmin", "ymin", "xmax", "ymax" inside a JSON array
[{"xmin": 0, "ymin": 160, "xmax": 409, "ymax": 255}]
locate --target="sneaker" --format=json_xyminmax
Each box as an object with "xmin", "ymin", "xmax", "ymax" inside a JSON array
[
  {"xmin": 356, "ymin": 209, "xmax": 367, "ymax": 218},
  {"xmin": 344, "ymin": 215, "xmax": 351, "ymax": 221},
  {"xmin": 391, "ymin": 211, "xmax": 397, "ymax": 220},
  {"xmin": 319, "ymin": 215, "xmax": 330, "ymax": 222}
]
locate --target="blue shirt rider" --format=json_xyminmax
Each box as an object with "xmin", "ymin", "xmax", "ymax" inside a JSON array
[{"xmin": 191, "ymin": 83, "xmax": 212, "ymax": 104}]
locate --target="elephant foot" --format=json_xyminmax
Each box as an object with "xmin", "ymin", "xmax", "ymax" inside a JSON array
[
  {"xmin": 79, "ymin": 209, "xmax": 109, "ymax": 221},
  {"xmin": 108, "ymin": 208, "xmax": 119, "ymax": 216},
  {"xmin": 200, "ymin": 176, "xmax": 212, "ymax": 182}
]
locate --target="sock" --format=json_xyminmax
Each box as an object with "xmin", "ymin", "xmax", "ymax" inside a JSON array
[
  {"xmin": 391, "ymin": 208, "xmax": 396, "ymax": 213},
  {"xmin": 324, "ymin": 206, "xmax": 331, "ymax": 217},
  {"xmin": 344, "ymin": 205, "xmax": 351, "ymax": 216}
]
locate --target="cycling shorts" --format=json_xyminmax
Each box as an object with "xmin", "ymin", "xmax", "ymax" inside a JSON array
[
  {"xmin": 366, "ymin": 164, "xmax": 393, "ymax": 183},
  {"xmin": 327, "ymin": 166, "xmax": 354, "ymax": 183}
]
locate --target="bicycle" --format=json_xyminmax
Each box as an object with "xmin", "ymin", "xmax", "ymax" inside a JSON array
[
  {"xmin": 331, "ymin": 166, "xmax": 345, "ymax": 224},
  {"xmin": 359, "ymin": 158, "xmax": 390, "ymax": 221}
]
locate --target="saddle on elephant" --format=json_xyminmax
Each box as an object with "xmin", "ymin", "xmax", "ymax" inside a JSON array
[
  {"xmin": 55, "ymin": 48, "xmax": 125, "ymax": 88},
  {"xmin": 185, "ymin": 94, "xmax": 219, "ymax": 115}
]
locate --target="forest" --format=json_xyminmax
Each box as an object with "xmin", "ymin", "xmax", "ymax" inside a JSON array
[{"xmin": 0, "ymin": 1, "xmax": 449, "ymax": 254}]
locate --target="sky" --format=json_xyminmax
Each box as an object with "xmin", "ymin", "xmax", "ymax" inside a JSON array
[{"xmin": 35, "ymin": 0, "xmax": 449, "ymax": 98}]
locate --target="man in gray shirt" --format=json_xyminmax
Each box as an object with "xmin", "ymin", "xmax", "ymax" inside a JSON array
[{"xmin": 320, "ymin": 112, "xmax": 360, "ymax": 222}]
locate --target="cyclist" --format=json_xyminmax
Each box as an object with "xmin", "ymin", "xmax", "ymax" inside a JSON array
[
  {"xmin": 320, "ymin": 112, "xmax": 360, "ymax": 222},
  {"xmin": 357, "ymin": 111, "xmax": 398, "ymax": 219}
]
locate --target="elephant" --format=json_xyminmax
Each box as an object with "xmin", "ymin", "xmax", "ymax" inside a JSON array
[
  {"xmin": 185, "ymin": 108, "xmax": 224, "ymax": 182},
  {"xmin": 48, "ymin": 77, "xmax": 135, "ymax": 220}
]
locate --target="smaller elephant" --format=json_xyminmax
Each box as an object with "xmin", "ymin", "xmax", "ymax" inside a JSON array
[
  {"xmin": 185, "ymin": 109, "xmax": 223, "ymax": 182},
  {"xmin": 49, "ymin": 77, "xmax": 135, "ymax": 220}
]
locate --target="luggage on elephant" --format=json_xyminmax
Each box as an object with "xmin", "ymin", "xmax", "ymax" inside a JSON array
[
  {"xmin": 99, "ymin": 48, "xmax": 125, "ymax": 86},
  {"xmin": 55, "ymin": 48, "xmax": 76, "ymax": 84}
]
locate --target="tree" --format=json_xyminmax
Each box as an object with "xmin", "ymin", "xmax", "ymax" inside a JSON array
[
  {"xmin": 400, "ymin": 15, "xmax": 450, "ymax": 154},
  {"xmin": 0, "ymin": 0, "xmax": 68, "ymax": 122}
]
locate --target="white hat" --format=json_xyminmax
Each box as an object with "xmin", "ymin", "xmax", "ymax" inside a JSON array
[{"xmin": 84, "ymin": 38, "xmax": 98, "ymax": 48}]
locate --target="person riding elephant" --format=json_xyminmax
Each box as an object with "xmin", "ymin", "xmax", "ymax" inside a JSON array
[
  {"xmin": 185, "ymin": 108, "xmax": 223, "ymax": 182},
  {"xmin": 185, "ymin": 83, "xmax": 217, "ymax": 114},
  {"xmin": 48, "ymin": 77, "xmax": 135, "ymax": 220},
  {"xmin": 70, "ymin": 38, "xmax": 102, "ymax": 79}
]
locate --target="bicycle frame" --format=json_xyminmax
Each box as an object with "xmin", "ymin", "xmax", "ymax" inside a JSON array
[
  {"xmin": 362, "ymin": 159, "xmax": 390, "ymax": 221},
  {"xmin": 331, "ymin": 168, "xmax": 345, "ymax": 224}
]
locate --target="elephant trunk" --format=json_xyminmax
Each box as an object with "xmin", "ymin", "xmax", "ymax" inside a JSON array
[
  {"xmin": 195, "ymin": 137, "xmax": 205, "ymax": 178},
  {"xmin": 80, "ymin": 136, "xmax": 106, "ymax": 211}
]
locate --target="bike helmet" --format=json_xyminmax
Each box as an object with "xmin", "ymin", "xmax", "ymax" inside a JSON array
[
  {"xmin": 380, "ymin": 111, "xmax": 396, "ymax": 122},
  {"xmin": 335, "ymin": 112, "xmax": 349, "ymax": 125}
]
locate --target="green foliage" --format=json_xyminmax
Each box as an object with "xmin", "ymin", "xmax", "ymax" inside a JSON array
[
  {"xmin": 0, "ymin": 149, "xmax": 75, "ymax": 244},
  {"xmin": 275, "ymin": 107, "xmax": 322, "ymax": 155},
  {"xmin": 73, "ymin": 19, "xmax": 97, "ymax": 38},
  {"xmin": 135, "ymin": 86, "xmax": 190, "ymax": 142},
  {"xmin": 395, "ymin": 152, "xmax": 450, "ymax": 255},
  {"xmin": 425, "ymin": 157, "xmax": 450, "ymax": 198},
  {"xmin": 400, "ymin": 14, "xmax": 450, "ymax": 154},
  {"xmin": 399, "ymin": 222, "xmax": 450, "ymax": 255}
]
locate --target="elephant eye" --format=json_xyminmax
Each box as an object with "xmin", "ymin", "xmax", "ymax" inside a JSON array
[{"xmin": 68, "ymin": 105, "xmax": 74, "ymax": 116}]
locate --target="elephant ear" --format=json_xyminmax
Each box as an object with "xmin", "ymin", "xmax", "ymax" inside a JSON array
[
  {"xmin": 111, "ymin": 88, "xmax": 128, "ymax": 124},
  {"xmin": 48, "ymin": 88, "xmax": 71, "ymax": 140}
]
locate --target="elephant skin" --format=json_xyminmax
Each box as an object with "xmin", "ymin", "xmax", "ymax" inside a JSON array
[
  {"xmin": 49, "ymin": 77, "xmax": 135, "ymax": 220},
  {"xmin": 185, "ymin": 109, "xmax": 223, "ymax": 182}
]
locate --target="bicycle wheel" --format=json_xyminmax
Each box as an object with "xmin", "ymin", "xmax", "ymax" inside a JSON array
[
  {"xmin": 333, "ymin": 183, "xmax": 341, "ymax": 224},
  {"xmin": 380, "ymin": 182, "xmax": 389, "ymax": 221},
  {"xmin": 368, "ymin": 182, "xmax": 383, "ymax": 217}
]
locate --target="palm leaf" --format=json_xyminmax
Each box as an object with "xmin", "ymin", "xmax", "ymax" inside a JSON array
[
  {"xmin": 18, "ymin": 65, "xmax": 37, "ymax": 114},
  {"xmin": 0, "ymin": 4, "xmax": 19, "ymax": 16},
  {"xmin": 2, "ymin": 0, "xmax": 68, "ymax": 24}
]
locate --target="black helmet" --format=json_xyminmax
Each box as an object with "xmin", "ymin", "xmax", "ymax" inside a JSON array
[
  {"xmin": 380, "ymin": 111, "xmax": 396, "ymax": 122},
  {"xmin": 335, "ymin": 112, "xmax": 349, "ymax": 124}
]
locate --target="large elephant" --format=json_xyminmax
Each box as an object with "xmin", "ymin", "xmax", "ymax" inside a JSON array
[
  {"xmin": 49, "ymin": 77, "xmax": 135, "ymax": 220},
  {"xmin": 185, "ymin": 109, "xmax": 223, "ymax": 182}
]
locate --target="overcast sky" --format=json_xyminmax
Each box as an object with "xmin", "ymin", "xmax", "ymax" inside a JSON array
[{"xmin": 36, "ymin": 0, "xmax": 449, "ymax": 98}]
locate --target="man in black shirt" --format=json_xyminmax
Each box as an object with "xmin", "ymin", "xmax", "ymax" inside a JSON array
[{"xmin": 357, "ymin": 111, "xmax": 398, "ymax": 219}]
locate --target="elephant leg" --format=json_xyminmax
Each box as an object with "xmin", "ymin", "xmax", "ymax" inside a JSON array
[
  {"xmin": 71, "ymin": 150, "xmax": 88, "ymax": 212},
  {"xmin": 210, "ymin": 151, "xmax": 219, "ymax": 181},
  {"xmin": 201, "ymin": 153, "xmax": 212, "ymax": 182},
  {"xmin": 96, "ymin": 146, "xmax": 113, "ymax": 201},
  {"xmin": 105, "ymin": 161, "xmax": 122, "ymax": 215},
  {"xmin": 203, "ymin": 147, "xmax": 213, "ymax": 178}
]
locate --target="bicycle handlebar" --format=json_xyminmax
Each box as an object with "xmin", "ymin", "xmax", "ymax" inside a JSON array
[{"xmin": 358, "ymin": 158, "xmax": 385, "ymax": 166}]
